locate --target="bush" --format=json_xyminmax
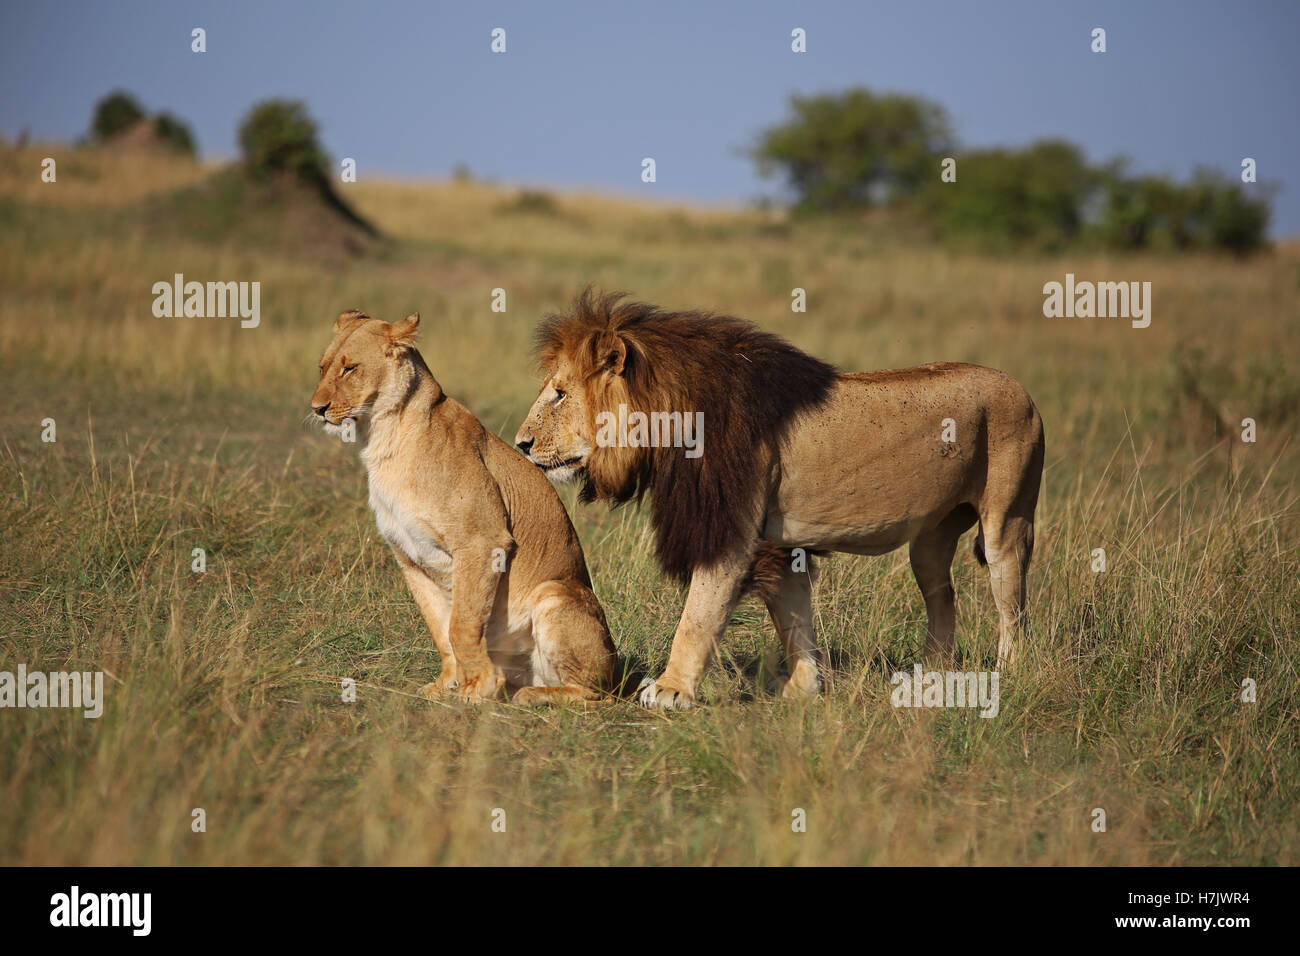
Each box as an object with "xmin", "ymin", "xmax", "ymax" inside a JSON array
[
  {"xmin": 751, "ymin": 86, "xmax": 1271, "ymax": 254},
  {"xmin": 498, "ymin": 189, "xmax": 560, "ymax": 216},
  {"xmin": 1097, "ymin": 168, "xmax": 1270, "ymax": 254},
  {"xmin": 237, "ymin": 100, "xmax": 328, "ymax": 184},
  {"xmin": 1097, "ymin": 172, "xmax": 1180, "ymax": 250},
  {"xmin": 88, "ymin": 91, "xmax": 197, "ymax": 159},
  {"xmin": 923, "ymin": 140, "xmax": 1098, "ymax": 249},
  {"xmin": 151, "ymin": 113, "xmax": 197, "ymax": 158},
  {"xmin": 754, "ymin": 88, "xmax": 954, "ymax": 213},
  {"xmin": 1190, "ymin": 170, "xmax": 1271, "ymax": 255},
  {"xmin": 91, "ymin": 91, "xmax": 145, "ymax": 142}
]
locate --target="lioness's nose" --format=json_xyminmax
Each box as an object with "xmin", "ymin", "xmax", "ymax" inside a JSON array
[
  {"xmin": 313, "ymin": 403, "xmax": 329, "ymax": 417},
  {"xmin": 516, "ymin": 438, "xmax": 533, "ymax": 455}
]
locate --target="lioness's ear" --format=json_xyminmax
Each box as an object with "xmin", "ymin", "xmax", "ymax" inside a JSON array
[
  {"xmin": 334, "ymin": 309, "xmax": 368, "ymax": 334},
  {"xmin": 389, "ymin": 313, "xmax": 420, "ymax": 347},
  {"xmin": 597, "ymin": 333, "xmax": 627, "ymax": 376}
]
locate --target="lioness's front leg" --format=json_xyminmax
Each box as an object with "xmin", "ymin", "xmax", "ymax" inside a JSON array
[
  {"xmin": 394, "ymin": 554, "xmax": 462, "ymax": 696},
  {"xmin": 638, "ymin": 553, "xmax": 750, "ymax": 710},
  {"xmin": 447, "ymin": 535, "xmax": 514, "ymax": 702}
]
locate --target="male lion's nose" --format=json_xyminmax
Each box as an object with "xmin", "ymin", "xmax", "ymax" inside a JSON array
[
  {"xmin": 313, "ymin": 403, "xmax": 329, "ymax": 417},
  {"xmin": 516, "ymin": 438, "xmax": 533, "ymax": 455}
]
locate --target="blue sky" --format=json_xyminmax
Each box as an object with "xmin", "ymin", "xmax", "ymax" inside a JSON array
[{"xmin": 3, "ymin": 0, "xmax": 1297, "ymax": 233}]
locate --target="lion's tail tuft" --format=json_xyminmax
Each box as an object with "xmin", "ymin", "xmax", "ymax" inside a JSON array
[{"xmin": 741, "ymin": 541, "xmax": 821, "ymax": 602}]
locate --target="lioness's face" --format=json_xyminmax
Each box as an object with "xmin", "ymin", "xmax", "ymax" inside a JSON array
[
  {"xmin": 515, "ymin": 359, "xmax": 595, "ymax": 482},
  {"xmin": 310, "ymin": 316, "xmax": 403, "ymax": 435}
]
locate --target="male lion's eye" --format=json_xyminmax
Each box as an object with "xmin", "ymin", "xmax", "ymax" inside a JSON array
[{"xmin": 553, "ymin": 388, "xmax": 566, "ymax": 403}]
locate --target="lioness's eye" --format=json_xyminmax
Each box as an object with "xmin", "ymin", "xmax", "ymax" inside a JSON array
[{"xmin": 342, "ymin": 364, "xmax": 358, "ymax": 375}]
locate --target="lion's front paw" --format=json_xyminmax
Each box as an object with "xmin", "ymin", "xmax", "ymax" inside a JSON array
[
  {"xmin": 768, "ymin": 675, "xmax": 822, "ymax": 699},
  {"xmin": 418, "ymin": 668, "xmax": 460, "ymax": 699},
  {"xmin": 637, "ymin": 676, "xmax": 696, "ymax": 710},
  {"xmin": 767, "ymin": 660, "xmax": 823, "ymax": 699},
  {"xmin": 458, "ymin": 666, "xmax": 507, "ymax": 703}
]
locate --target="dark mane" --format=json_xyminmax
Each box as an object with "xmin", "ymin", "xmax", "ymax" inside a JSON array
[{"xmin": 534, "ymin": 288, "xmax": 837, "ymax": 582}]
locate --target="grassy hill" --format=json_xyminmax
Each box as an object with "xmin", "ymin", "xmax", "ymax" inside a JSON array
[{"xmin": 1, "ymin": 141, "xmax": 1297, "ymax": 864}]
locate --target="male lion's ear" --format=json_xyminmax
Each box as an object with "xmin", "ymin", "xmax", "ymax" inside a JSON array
[
  {"xmin": 596, "ymin": 333, "xmax": 627, "ymax": 376},
  {"xmin": 388, "ymin": 312, "xmax": 420, "ymax": 347},
  {"xmin": 334, "ymin": 309, "xmax": 368, "ymax": 334}
]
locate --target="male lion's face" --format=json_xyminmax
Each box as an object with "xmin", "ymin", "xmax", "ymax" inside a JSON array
[
  {"xmin": 310, "ymin": 311, "xmax": 418, "ymax": 435},
  {"xmin": 515, "ymin": 359, "xmax": 596, "ymax": 483}
]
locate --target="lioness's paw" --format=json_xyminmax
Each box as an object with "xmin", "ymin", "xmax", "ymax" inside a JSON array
[
  {"xmin": 458, "ymin": 667, "xmax": 507, "ymax": 703},
  {"xmin": 418, "ymin": 672, "xmax": 460, "ymax": 699},
  {"xmin": 511, "ymin": 686, "xmax": 548, "ymax": 707},
  {"xmin": 637, "ymin": 677, "xmax": 696, "ymax": 710}
]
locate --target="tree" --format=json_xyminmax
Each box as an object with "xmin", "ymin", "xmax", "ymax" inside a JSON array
[
  {"xmin": 1097, "ymin": 166, "xmax": 1270, "ymax": 253},
  {"xmin": 752, "ymin": 86, "xmax": 1270, "ymax": 253},
  {"xmin": 1189, "ymin": 169, "xmax": 1271, "ymax": 255},
  {"xmin": 91, "ymin": 90, "xmax": 145, "ymax": 142},
  {"xmin": 237, "ymin": 99, "xmax": 328, "ymax": 185},
  {"xmin": 152, "ymin": 112, "xmax": 197, "ymax": 158},
  {"xmin": 922, "ymin": 140, "xmax": 1098, "ymax": 248},
  {"xmin": 754, "ymin": 88, "xmax": 953, "ymax": 213}
]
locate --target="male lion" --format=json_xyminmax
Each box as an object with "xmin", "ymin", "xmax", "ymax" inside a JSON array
[
  {"xmin": 311, "ymin": 309, "xmax": 617, "ymax": 704},
  {"xmin": 516, "ymin": 290, "xmax": 1044, "ymax": 710}
]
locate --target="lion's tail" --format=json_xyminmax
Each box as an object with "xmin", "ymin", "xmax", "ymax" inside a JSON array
[{"xmin": 741, "ymin": 541, "xmax": 822, "ymax": 603}]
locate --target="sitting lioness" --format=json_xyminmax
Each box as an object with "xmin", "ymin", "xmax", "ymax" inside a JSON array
[{"xmin": 311, "ymin": 309, "xmax": 618, "ymax": 704}]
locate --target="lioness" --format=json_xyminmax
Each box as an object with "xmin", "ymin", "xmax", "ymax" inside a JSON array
[
  {"xmin": 311, "ymin": 309, "xmax": 617, "ymax": 704},
  {"xmin": 516, "ymin": 290, "xmax": 1044, "ymax": 709}
]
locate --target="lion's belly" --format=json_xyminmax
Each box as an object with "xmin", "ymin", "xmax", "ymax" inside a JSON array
[
  {"xmin": 764, "ymin": 511, "xmax": 936, "ymax": 554},
  {"xmin": 768, "ymin": 462, "xmax": 969, "ymax": 552},
  {"xmin": 768, "ymin": 442, "xmax": 972, "ymax": 550},
  {"xmin": 767, "ymin": 374, "xmax": 986, "ymax": 551}
]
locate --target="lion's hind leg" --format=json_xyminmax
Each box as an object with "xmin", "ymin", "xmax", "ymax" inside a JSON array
[
  {"xmin": 512, "ymin": 580, "xmax": 618, "ymax": 706},
  {"xmin": 979, "ymin": 512, "xmax": 1035, "ymax": 670},
  {"xmin": 978, "ymin": 416, "xmax": 1044, "ymax": 670},
  {"xmin": 762, "ymin": 562, "xmax": 823, "ymax": 698},
  {"xmin": 910, "ymin": 504, "xmax": 979, "ymax": 662},
  {"xmin": 510, "ymin": 684, "xmax": 608, "ymax": 706}
]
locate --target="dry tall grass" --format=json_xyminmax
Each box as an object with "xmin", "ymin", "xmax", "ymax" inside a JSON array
[{"xmin": 1, "ymin": 144, "xmax": 1296, "ymax": 864}]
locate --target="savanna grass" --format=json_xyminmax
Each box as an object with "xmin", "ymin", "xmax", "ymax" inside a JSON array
[{"xmin": 1, "ymin": 144, "xmax": 1296, "ymax": 864}]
